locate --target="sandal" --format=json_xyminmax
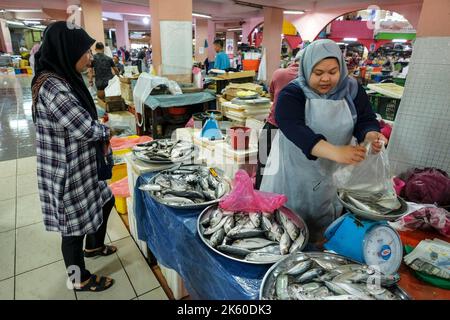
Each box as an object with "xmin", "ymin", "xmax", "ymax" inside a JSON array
[
  {"xmin": 84, "ymin": 245, "xmax": 117, "ymax": 258},
  {"xmin": 74, "ymin": 275, "xmax": 114, "ymax": 292}
]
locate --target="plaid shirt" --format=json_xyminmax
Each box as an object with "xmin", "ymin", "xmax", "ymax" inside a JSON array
[{"xmin": 35, "ymin": 76, "xmax": 113, "ymax": 236}]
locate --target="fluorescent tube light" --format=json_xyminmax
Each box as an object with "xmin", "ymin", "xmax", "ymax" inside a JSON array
[
  {"xmin": 344, "ymin": 37, "xmax": 358, "ymax": 42},
  {"xmin": 284, "ymin": 10, "xmax": 305, "ymax": 15},
  {"xmin": 192, "ymin": 13, "xmax": 212, "ymax": 19}
]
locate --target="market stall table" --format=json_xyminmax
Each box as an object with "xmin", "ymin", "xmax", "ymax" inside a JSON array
[{"xmin": 134, "ymin": 173, "xmax": 270, "ymax": 300}]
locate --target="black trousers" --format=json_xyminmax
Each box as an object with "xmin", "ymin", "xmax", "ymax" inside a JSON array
[
  {"xmin": 255, "ymin": 122, "xmax": 278, "ymax": 190},
  {"xmin": 61, "ymin": 197, "xmax": 115, "ymax": 283}
]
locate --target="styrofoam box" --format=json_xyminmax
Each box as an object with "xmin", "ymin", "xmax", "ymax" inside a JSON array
[
  {"xmin": 158, "ymin": 263, "xmax": 189, "ymax": 300},
  {"xmin": 126, "ymin": 197, "xmax": 149, "ymax": 258}
]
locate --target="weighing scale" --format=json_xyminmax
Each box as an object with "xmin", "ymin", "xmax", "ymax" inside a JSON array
[
  {"xmin": 324, "ymin": 213, "xmax": 403, "ymax": 275},
  {"xmin": 201, "ymin": 113, "xmax": 223, "ymax": 141}
]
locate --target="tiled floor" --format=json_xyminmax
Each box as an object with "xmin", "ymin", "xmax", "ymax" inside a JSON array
[{"xmin": 0, "ymin": 74, "xmax": 168, "ymax": 300}]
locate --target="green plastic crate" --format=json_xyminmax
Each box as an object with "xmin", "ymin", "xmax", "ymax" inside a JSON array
[{"xmin": 368, "ymin": 93, "xmax": 401, "ymax": 121}]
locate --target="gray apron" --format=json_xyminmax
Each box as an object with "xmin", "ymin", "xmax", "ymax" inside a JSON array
[{"xmin": 260, "ymin": 98, "xmax": 356, "ymax": 242}]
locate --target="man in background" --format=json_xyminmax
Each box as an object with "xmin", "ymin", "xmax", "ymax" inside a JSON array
[
  {"xmin": 213, "ymin": 39, "xmax": 230, "ymax": 70},
  {"xmin": 113, "ymin": 55, "xmax": 125, "ymax": 75},
  {"xmin": 88, "ymin": 42, "xmax": 119, "ymax": 100}
]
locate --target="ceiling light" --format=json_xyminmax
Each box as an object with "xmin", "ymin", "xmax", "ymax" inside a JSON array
[
  {"xmin": 284, "ymin": 10, "xmax": 305, "ymax": 15},
  {"xmin": 6, "ymin": 9, "xmax": 43, "ymax": 13},
  {"xmin": 233, "ymin": 1, "xmax": 263, "ymax": 9},
  {"xmin": 23, "ymin": 20, "xmax": 40, "ymax": 25},
  {"xmin": 344, "ymin": 37, "xmax": 358, "ymax": 42},
  {"xmin": 392, "ymin": 39, "xmax": 407, "ymax": 43},
  {"xmin": 6, "ymin": 20, "xmax": 25, "ymax": 26},
  {"xmin": 227, "ymin": 28, "xmax": 242, "ymax": 31},
  {"xmin": 192, "ymin": 13, "xmax": 212, "ymax": 19},
  {"xmin": 102, "ymin": 18, "xmax": 108, "ymax": 21},
  {"xmin": 142, "ymin": 17, "xmax": 149, "ymax": 24}
]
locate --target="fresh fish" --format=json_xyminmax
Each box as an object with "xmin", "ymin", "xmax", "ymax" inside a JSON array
[
  {"xmin": 279, "ymin": 231, "xmax": 292, "ymax": 255},
  {"xmin": 296, "ymin": 268, "xmax": 324, "ymax": 284},
  {"xmin": 262, "ymin": 212, "xmax": 274, "ymax": 219},
  {"xmin": 209, "ymin": 228, "xmax": 225, "ymax": 248},
  {"xmin": 161, "ymin": 195, "xmax": 195, "ymax": 204},
  {"xmin": 249, "ymin": 212, "xmax": 262, "ymax": 228},
  {"xmin": 155, "ymin": 175, "xmax": 171, "ymax": 188},
  {"xmin": 162, "ymin": 189, "xmax": 205, "ymax": 200},
  {"xmin": 277, "ymin": 211, "xmax": 299, "ymax": 241},
  {"xmin": 331, "ymin": 282, "xmax": 375, "ymax": 300},
  {"xmin": 216, "ymin": 245, "xmax": 251, "ymax": 257},
  {"xmin": 276, "ymin": 274, "xmax": 290, "ymax": 300},
  {"xmin": 333, "ymin": 264, "xmax": 368, "ymax": 275},
  {"xmin": 308, "ymin": 286, "xmax": 331, "ymax": 298},
  {"xmin": 199, "ymin": 176, "xmax": 210, "ymax": 191},
  {"xmin": 200, "ymin": 213, "xmax": 211, "ymax": 227},
  {"xmin": 227, "ymin": 228, "xmax": 266, "ymax": 239},
  {"xmin": 223, "ymin": 215, "xmax": 235, "ymax": 234},
  {"xmin": 202, "ymin": 190, "xmax": 217, "ymax": 201},
  {"xmin": 215, "ymin": 182, "xmax": 226, "ymax": 199},
  {"xmin": 302, "ymin": 283, "xmax": 322, "ymax": 292},
  {"xmin": 232, "ymin": 238, "xmax": 277, "ymax": 250},
  {"xmin": 324, "ymin": 281, "xmax": 349, "ymax": 295},
  {"xmin": 209, "ymin": 209, "xmax": 223, "ymax": 228},
  {"xmin": 245, "ymin": 252, "xmax": 283, "ymax": 263},
  {"xmin": 252, "ymin": 244, "xmax": 282, "ymax": 255},
  {"xmin": 320, "ymin": 295, "xmax": 362, "ymax": 300},
  {"xmin": 207, "ymin": 174, "xmax": 219, "ymax": 189},
  {"xmin": 234, "ymin": 213, "xmax": 245, "ymax": 223},
  {"xmin": 203, "ymin": 216, "xmax": 229, "ymax": 235},
  {"xmin": 261, "ymin": 216, "xmax": 272, "ymax": 232},
  {"xmin": 289, "ymin": 232, "xmax": 305, "ymax": 254},
  {"xmin": 139, "ymin": 184, "xmax": 162, "ymax": 192},
  {"xmin": 269, "ymin": 222, "xmax": 284, "ymax": 241},
  {"xmin": 236, "ymin": 215, "xmax": 250, "ymax": 227},
  {"xmin": 311, "ymin": 257, "xmax": 344, "ymax": 271},
  {"xmin": 285, "ymin": 260, "xmax": 313, "ymax": 276}
]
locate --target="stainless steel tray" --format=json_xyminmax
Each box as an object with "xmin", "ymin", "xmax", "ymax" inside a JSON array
[
  {"xmin": 132, "ymin": 139, "xmax": 197, "ymax": 165},
  {"xmin": 260, "ymin": 251, "xmax": 411, "ymax": 300},
  {"xmin": 197, "ymin": 205, "xmax": 309, "ymax": 265}
]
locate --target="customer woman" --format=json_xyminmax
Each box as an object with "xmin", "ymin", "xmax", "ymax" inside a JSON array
[
  {"xmin": 32, "ymin": 22, "xmax": 117, "ymax": 292},
  {"xmin": 260, "ymin": 39, "xmax": 387, "ymax": 244}
]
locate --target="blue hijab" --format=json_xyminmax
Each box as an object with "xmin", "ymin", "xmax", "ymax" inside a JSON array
[{"xmin": 297, "ymin": 39, "xmax": 358, "ymax": 103}]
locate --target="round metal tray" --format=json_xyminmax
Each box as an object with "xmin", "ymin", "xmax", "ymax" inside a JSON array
[
  {"xmin": 132, "ymin": 139, "xmax": 197, "ymax": 165},
  {"xmin": 259, "ymin": 251, "xmax": 411, "ymax": 300},
  {"xmin": 337, "ymin": 192, "xmax": 408, "ymax": 221},
  {"xmin": 197, "ymin": 205, "xmax": 309, "ymax": 265},
  {"xmin": 147, "ymin": 166, "xmax": 231, "ymax": 210},
  {"xmin": 237, "ymin": 93, "xmax": 259, "ymax": 100}
]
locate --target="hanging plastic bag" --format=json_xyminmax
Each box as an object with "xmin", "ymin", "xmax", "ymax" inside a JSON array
[
  {"xmin": 333, "ymin": 144, "xmax": 401, "ymax": 214},
  {"xmin": 219, "ymin": 170, "xmax": 287, "ymax": 213}
]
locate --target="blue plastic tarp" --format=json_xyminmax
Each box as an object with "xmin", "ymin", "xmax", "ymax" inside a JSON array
[
  {"xmin": 144, "ymin": 91, "xmax": 216, "ymax": 110},
  {"xmin": 133, "ymin": 173, "xmax": 270, "ymax": 300}
]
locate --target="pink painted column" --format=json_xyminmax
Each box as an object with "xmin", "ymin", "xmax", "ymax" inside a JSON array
[
  {"xmin": 262, "ymin": 7, "xmax": 283, "ymax": 84},
  {"xmin": 207, "ymin": 20, "xmax": 216, "ymax": 62},
  {"xmin": 80, "ymin": 0, "xmax": 105, "ymax": 46},
  {"xmin": 150, "ymin": 0, "xmax": 193, "ymax": 81},
  {"xmin": 0, "ymin": 19, "xmax": 13, "ymax": 53},
  {"xmin": 195, "ymin": 18, "xmax": 208, "ymax": 63},
  {"xmin": 417, "ymin": 0, "xmax": 450, "ymax": 37},
  {"xmin": 115, "ymin": 20, "xmax": 130, "ymax": 50},
  {"xmin": 225, "ymin": 31, "xmax": 237, "ymax": 55}
]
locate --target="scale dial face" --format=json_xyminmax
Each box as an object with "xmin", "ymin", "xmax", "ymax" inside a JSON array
[{"xmin": 363, "ymin": 225, "xmax": 402, "ymax": 275}]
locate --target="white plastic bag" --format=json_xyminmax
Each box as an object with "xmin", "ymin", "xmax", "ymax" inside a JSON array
[{"xmin": 105, "ymin": 75, "xmax": 121, "ymax": 97}]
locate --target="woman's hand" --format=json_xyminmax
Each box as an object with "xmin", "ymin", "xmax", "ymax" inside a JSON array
[
  {"xmin": 364, "ymin": 131, "xmax": 388, "ymax": 154},
  {"xmin": 331, "ymin": 145, "xmax": 367, "ymax": 165}
]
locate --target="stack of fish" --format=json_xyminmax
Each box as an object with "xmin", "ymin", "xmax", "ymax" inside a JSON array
[
  {"xmin": 338, "ymin": 189, "xmax": 403, "ymax": 217},
  {"xmin": 139, "ymin": 165, "xmax": 229, "ymax": 208},
  {"xmin": 261, "ymin": 252, "xmax": 406, "ymax": 300},
  {"xmin": 198, "ymin": 206, "xmax": 308, "ymax": 264},
  {"xmin": 133, "ymin": 139, "xmax": 195, "ymax": 163}
]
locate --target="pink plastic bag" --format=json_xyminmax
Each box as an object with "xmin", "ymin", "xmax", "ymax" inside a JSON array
[
  {"xmin": 393, "ymin": 177, "xmax": 406, "ymax": 196},
  {"xmin": 110, "ymin": 136, "xmax": 152, "ymax": 151},
  {"xmin": 391, "ymin": 207, "xmax": 450, "ymax": 238},
  {"xmin": 219, "ymin": 170, "xmax": 287, "ymax": 213},
  {"xmin": 110, "ymin": 177, "xmax": 130, "ymax": 198}
]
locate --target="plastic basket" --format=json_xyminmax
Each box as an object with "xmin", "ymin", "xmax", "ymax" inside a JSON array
[{"xmin": 368, "ymin": 93, "xmax": 401, "ymax": 121}]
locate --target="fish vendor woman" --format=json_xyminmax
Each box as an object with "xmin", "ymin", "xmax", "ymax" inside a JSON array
[{"xmin": 260, "ymin": 39, "xmax": 388, "ymax": 243}]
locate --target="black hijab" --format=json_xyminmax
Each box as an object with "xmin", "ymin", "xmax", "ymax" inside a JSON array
[{"xmin": 31, "ymin": 21, "xmax": 97, "ymax": 120}]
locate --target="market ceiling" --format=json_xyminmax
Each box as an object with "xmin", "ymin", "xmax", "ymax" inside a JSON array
[{"xmin": 1, "ymin": 0, "xmax": 421, "ymax": 31}]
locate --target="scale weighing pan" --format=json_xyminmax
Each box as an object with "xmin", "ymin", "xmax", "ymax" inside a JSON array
[{"xmin": 337, "ymin": 192, "xmax": 408, "ymax": 221}]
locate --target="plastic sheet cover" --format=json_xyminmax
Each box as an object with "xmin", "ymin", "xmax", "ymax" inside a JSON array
[
  {"xmin": 133, "ymin": 173, "xmax": 270, "ymax": 300},
  {"xmin": 144, "ymin": 91, "xmax": 216, "ymax": 110}
]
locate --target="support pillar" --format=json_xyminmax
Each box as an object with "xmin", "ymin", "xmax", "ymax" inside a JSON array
[
  {"xmin": 80, "ymin": 0, "xmax": 105, "ymax": 46},
  {"xmin": 207, "ymin": 20, "xmax": 216, "ymax": 62},
  {"xmin": 0, "ymin": 19, "xmax": 13, "ymax": 53},
  {"xmin": 150, "ymin": 0, "xmax": 193, "ymax": 82},
  {"xmin": 195, "ymin": 18, "xmax": 208, "ymax": 63},
  {"xmin": 261, "ymin": 7, "xmax": 283, "ymax": 84},
  {"xmin": 115, "ymin": 20, "xmax": 130, "ymax": 50}
]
